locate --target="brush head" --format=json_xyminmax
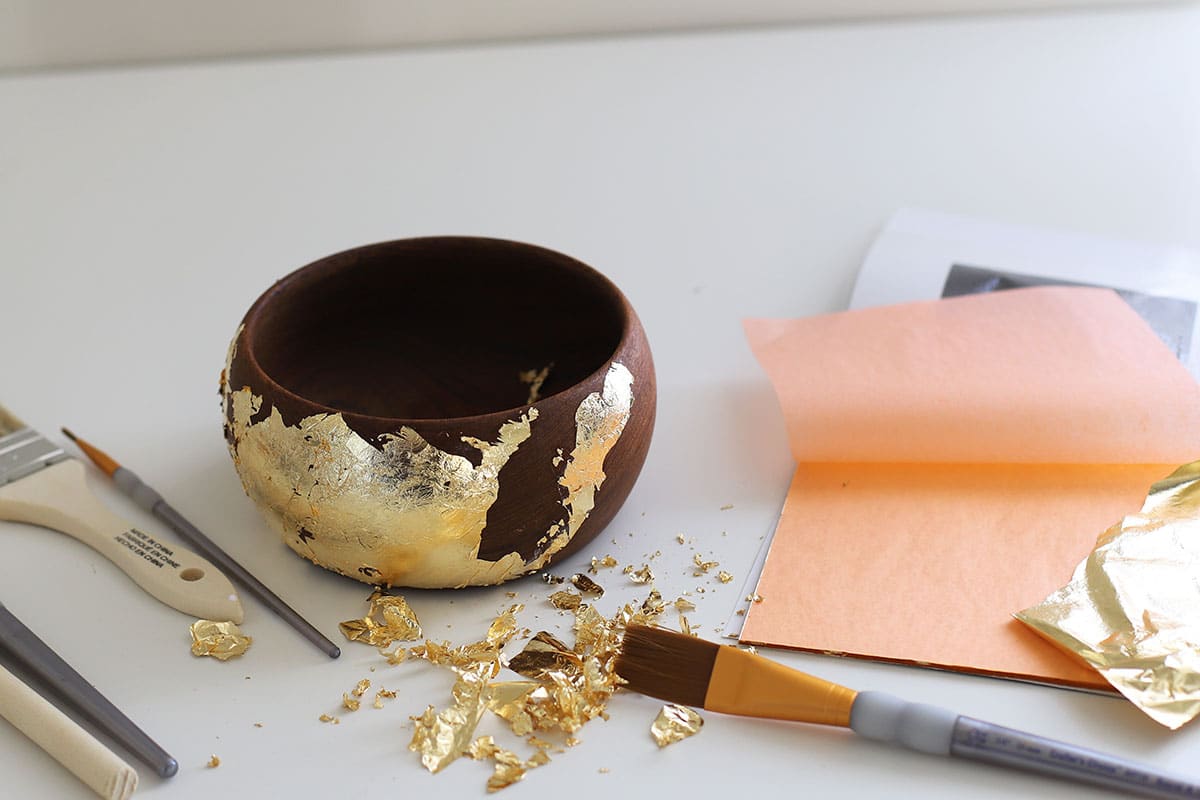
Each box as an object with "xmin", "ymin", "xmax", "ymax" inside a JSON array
[{"xmin": 615, "ymin": 624, "xmax": 720, "ymax": 708}]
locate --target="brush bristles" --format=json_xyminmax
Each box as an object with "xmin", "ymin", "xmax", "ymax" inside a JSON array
[{"xmin": 615, "ymin": 624, "xmax": 720, "ymax": 708}]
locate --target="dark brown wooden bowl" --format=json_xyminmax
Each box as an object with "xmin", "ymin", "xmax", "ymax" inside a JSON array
[{"xmin": 221, "ymin": 237, "xmax": 655, "ymax": 588}]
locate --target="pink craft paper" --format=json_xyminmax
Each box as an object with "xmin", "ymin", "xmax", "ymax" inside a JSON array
[{"xmin": 741, "ymin": 286, "xmax": 1200, "ymax": 689}]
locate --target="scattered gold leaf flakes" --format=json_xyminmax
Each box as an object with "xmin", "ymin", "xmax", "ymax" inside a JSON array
[
  {"xmin": 190, "ymin": 620, "xmax": 252, "ymax": 661},
  {"xmin": 541, "ymin": 574, "xmax": 566, "ymax": 585},
  {"xmin": 206, "ymin": 755, "xmax": 220, "ymax": 768},
  {"xmin": 717, "ymin": 571, "xmax": 733, "ymax": 584},
  {"xmin": 599, "ymin": 767, "xmax": 610, "ymax": 774},
  {"xmin": 720, "ymin": 504, "xmax": 734, "ymax": 511},
  {"xmin": 379, "ymin": 688, "xmax": 397, "ymax": 699},
  {"xmin": 588, "ymin": 555, "xmax": 618, "ymax": 574},
  {"xmin": 381, "ymin": 646, "xmax": 408, "ymax": 665},
  {"xmin": 505, "ymin": 591, "xmax": 518, "ymax": 599},
  {"xmin": 736, "ymin": 609, "xmax": 746, "ymax": 617},
  {"xmin": 339, "ymin": 590, "xmax": 422, "ymax": 647},
  {"xmin": 549, "ymin": 590, "xmax": 583, "ymax": 611},
  {"xmin": 487, "ymin": 682, "xmax": 540, "ymax": 736},
  {"xmin": 675, "ymin": 534, "xmax": 685, "ymax": 544},
  {"xmin": 487, "ymin": 604, "xmax": 525, "ymax": 647},
  {"xmin": 640, "ymin": 589, "xmax": 665, "ymax": 617},
  {"xmin": 674, "ymin": 597, "xmax": 696, "ymax": 612},
  {"xmin": 318, "ymin": 714, "xmax": 339, "ymax": 724},
  {"xmin": 508, "ymin": 632, "xmax": 582, "ymax": 680},
  {"xmin": 692, "ymin": 554, "xmax": 719, "ymax": 575},
  {"xmin": 570, "ymin": 574, "xmax": 604, "ymax": 596},
  {"xmin": 651, "ymin": 704, "xmax": 704, "ymax": 747},
  {"xmin": 343, "ymin": 693, "xmax": 361, "ymax": 712},
  {"xmin": 254, "ymin": 722, "xmax": 264, "ymax": 728},
  {"xmin": 679, "ymin": 616, "xmax": 693, "ymax": 636},
  {"xmin": 408, "ymin": 669, "xmax": 491, "ymax": 773},
  {"xmin": 623, "ymin": 564, "xmax": 654, "ymax": 584},
  {"xmin": 746, "ymin": 593, "xmax": 764, "ymax": 604},
  {"xmin": 353, "ymin": 679, "xmax": 371, "ymax": 697}
]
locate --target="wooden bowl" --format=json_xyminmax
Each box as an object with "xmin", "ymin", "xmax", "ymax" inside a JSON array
[{"xmin": 221, "ymin": 237, "xmax": 655, "ymax": 588}]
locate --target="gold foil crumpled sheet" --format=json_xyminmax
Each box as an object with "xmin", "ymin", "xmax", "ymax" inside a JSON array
[
  {"xmin": 406, "ymin": 592, "xmax": 666, "ymax": 791},
  {"xmin": 650, "ymin": 704, "xmax": 704, "ymax": 747},
  {"xmin": 339, "ymin": 589, "xmax": 422, "ymax": 647},
  {"xmin": 1017, "ymin": 461, "xmax": 1200, "ymax": 729},
  {"xmin": 190, "ymin": 620, "xmax": 252, "ymax": 661}
]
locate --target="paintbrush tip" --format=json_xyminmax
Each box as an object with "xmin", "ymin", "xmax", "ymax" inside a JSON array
[
  {"xmin": 60, "ymin": 427, "xmax": 122, "ymax": 476},
  {"xmin": 615, "ymin": 624, "xmax": 720, "ymax": 709}
]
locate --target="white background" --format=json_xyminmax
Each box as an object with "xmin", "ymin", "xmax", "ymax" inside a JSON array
[{"xmin": 2, "ymin": 4, "xmax": 1200, "ymax": 798}]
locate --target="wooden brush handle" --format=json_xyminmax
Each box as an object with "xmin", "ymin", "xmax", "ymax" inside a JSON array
[
  {"xmin": 0, "ymin": 459, "xmax": 243, "ymax": 622},
  {"xmin": 0, "ymin": 663, "xmax": 138, "ymax": 800}
]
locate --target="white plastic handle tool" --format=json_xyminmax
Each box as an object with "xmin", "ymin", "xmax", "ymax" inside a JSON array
[{"xmin": 0, "ymin": 459, "xmax": 243, "ymax": 622}]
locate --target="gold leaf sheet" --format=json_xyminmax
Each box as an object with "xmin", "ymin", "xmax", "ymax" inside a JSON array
[{"xmin": 1018, "ymin": 462, "xmax": 1200, "ymax": 729}]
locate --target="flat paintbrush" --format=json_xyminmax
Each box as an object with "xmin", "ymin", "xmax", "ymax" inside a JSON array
[
  {"xmin": 61, "ymin": 428, "xmax": 340, "ymax": 659},
  {"xmin": 615, "ymin": 624, "xmax": 1200, "ymax": 799}
]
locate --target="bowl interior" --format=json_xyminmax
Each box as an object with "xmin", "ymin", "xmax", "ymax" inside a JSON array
[{"xmin": 248, "ymin": 239, "xmax": 626, "ymax": 420}]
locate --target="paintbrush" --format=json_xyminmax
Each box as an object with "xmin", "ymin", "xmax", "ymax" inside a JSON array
[
  {"xmin": 0, "ymin": 404, "xmax": 242, "ymax": 622},
  {"xmin": 615, "ymin": 625, "xmax": 1200, "ymax": 799},
  {"xmin": 61, "ymin": 428, "xmax": 340, "ymax": 659},
  {"xmin": 0, "ymin": 600, "xmax": 177, "ymax": 780}
]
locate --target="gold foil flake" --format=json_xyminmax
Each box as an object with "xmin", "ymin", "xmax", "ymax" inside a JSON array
[
  {"xmin": 352, "ymin": 679, "xmax": 371, "ymax": 697},
  {"xmin": 207, "ymin": 755, "xmax": 220, "ymax": 768},
  {"xmin": 587, "ymin": 555, "xmax": 618, "ymax": 574},
  {"xmin": 409, "ymin": 670, "xmax": 491, "ymax": 773},
  {"xmin": 318, "ymin": 714, "xmax": 339, "ymax": 724},
  {"xmin": 505, "ymin": 591, "xmax": 518, "ymax": 599},
  {"xmin": 641, "ymin": 589, "xmax": 665, "ymax": 617},
  {"xmin": 381, "ymin": 646, "xmax": 408, "ymax": 665},
  {"xmin": 692, "ymin": 554, "xmax": 719, "ymax": 575},
  {"xmin": 487, "ymin": 604, "xmax": 525, "ymax": 647},
  {"xmin": 190, "ymin": 620, "xmax": 253, "ymax": 661},
  {"xmin": 342, "ymin": 693, "xmax": 360, "ymax": 712},
  {"xmin": 719, "ymin": 504, "xmax": 734, "ymax": 511},
  {"xmin": 651, "ymin": 704, "xmax": 704, "ymax": 747},
  {"xmin": 674, "ymin": 597, "xmax": 696, "ymax": 612},
  {"xmin": 675, "ymin": 534, "xmax": 686, "ymax": 545},
  {"xmin": 549, "ymin": 591, "xmax": 583, "ymax": 611},
  {"xmin": 339, "ymin": 590, "xmax": 422, "ymax": 647},
  {"xmin": 411, "ymin": 639, "xmax": 505, "ymax": 678},
  {"xmin": 571, "ymin": 574, "xmax": 604, "ymax": 596},
  {"xmin": 717, "ymin": 571, "xmax": 733, "ymax": 584},
  {"xmin": 518, "ymin": 364, "xmax": 553, "ymax": 405},
  {"xmin": 1017, "ymin": 461, "xmax": 1200, "ymax": 729},
  {"xmin": 466, "ymin": 736, "xmax": 546, "ymax": 793},
  {"xmin": 542, "ymin": 574, "xmax": 566, "ymax": 585},
  {"xmin": 623, "ymin": 564, "xmax": 654, "ymax": 584},
  {"xmin": 746, "ymin": 593, "xmax": 763, "ymax": 604},
  {"xmin": 679, "ymin": 616, "xmax": 693, "ymax": 636},
  {"xmin": 487, "ymin": 682, "xmax": 541, "ymax": 736},
  {"xmin": 508, "ymin": 632, "xmax": 582, "ymax": 680}
]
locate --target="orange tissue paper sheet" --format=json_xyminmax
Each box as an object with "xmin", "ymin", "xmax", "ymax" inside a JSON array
[{"xmin": 740, "ymin": 286, "xmax": 1200, "ymax": 690}]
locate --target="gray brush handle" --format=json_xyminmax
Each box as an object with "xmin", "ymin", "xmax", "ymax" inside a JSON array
[{"xmin": 850, "ymin": 691, "xmax": 1200, "ymax": 798}]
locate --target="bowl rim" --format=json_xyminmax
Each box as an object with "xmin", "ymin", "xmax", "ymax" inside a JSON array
[{"xmin": 234, "ymin": 235, "xmax": 640, "ymax": 427}]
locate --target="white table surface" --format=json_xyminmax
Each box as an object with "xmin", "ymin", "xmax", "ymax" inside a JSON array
[{"xmin": 3, "ymin": 5, "xmax": 1200, "ymax": 798}]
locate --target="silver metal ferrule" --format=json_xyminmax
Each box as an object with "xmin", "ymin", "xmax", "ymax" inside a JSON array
[{"xmin": 0, "ymin": 427, "xmax": 69, "ymax": 487}]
